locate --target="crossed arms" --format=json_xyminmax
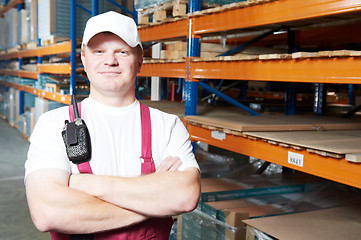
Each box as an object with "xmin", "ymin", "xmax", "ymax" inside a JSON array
[{"xmin": 25, "ymin": 156, "xmax": 200, "ymax": 234}]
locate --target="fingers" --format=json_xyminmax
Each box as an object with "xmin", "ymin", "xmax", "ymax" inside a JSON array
[
  {"xmin": 169, "ymin": 158, "xmax": 182, "ymax": 172},
  {"xmin": 156, "ymin": 156, "xmax": 182, "ymax": 173}
]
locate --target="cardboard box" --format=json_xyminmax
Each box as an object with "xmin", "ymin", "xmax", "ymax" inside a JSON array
[
  {"xmin": 180, "ymin": 177, "xmax": 324, "ymax": 240},
  {"xmin": 243, "ymin": 205, "xmax": 361, "ymax": 240}
]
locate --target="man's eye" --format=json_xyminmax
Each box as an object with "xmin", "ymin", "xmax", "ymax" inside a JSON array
[
  {"xmin": 117, "ymin": 50, "xmax": 129, "ymax": 55},
  {"xmin": 93, "ymin": 50, "xmax": 103, "ymax": 54}
]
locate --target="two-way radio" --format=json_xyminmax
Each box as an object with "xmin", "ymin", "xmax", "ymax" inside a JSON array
[{"xmin": 61, "ymin": 95, "xmax": 92, "ymax": 164}]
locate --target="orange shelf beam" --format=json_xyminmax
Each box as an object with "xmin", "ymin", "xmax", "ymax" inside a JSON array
[
  {"xmin": 0, "ymin": 81, "xmax": 71, "ymax": 105},
  {"xmin": 19, "ymin": 48, "xmax": 39, "ymax": 58},
  {"xmin": 138, "ymin": 61, "xmax": 187, "ymax": 78},
  {"xmin": 190, "ymin": 57, "xmax": 361, "ymax": 84},
  {"xmin": 138, "ymin": 19, "xmax": 188, "ymax": 42},
  {"xmin": 38, "ymin": 42, "xmax": 71, "ymax": 56},
  {"xmin": 0, "ymin": 69, "xmax": 37, "ymax": 79},
  {"xmin": 38, "ymin": 64, "xmax": 71, "ymax": 74},
  {"xmin": 0, "ymin": 51, "xmax": 19, "ymax": 60},
  {"xmin": 192, "ymin": 0, "xmax": 361, "ymax": 35},
  {"xmin": 18, "ymin": 70, "xmax": 38, "ymax": 79},
  {"xmin": 0, "ymin": 42, "xmax": 71, "ymax": 60},
  {"xmin": 186, "ymin": 123, "xmax": 361, "ymax": 189}
]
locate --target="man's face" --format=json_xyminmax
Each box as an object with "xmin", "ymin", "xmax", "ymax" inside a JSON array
[{"xmin": 81, "ymin": 32, "xmax": 143, "ymax": 99}]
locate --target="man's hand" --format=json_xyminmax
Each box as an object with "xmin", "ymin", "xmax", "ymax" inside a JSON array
[{"xmin": 156, "ymin": 156, "xmax": 182, "ymax": 173}]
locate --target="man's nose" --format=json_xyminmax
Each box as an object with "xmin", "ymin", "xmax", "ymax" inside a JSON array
[{"xmin": 104, "ymin": 53, "xmax": 118, "ymax": 66}]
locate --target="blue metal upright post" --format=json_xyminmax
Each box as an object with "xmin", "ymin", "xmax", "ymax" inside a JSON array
[
  {"xmin": 92, "ymin": 0, "xmax": 99, "ymax": 16},
  {"xmin": 17, "ymin": 3, "xmax": 25, "ymax": 114},
  {"xmin": 348, "ymin": 84, "xmax": 354, "ymax": 105},
  {"xmin": 285, "ymin": 29, "xmax": 297, "ymax": 115},
  {"xmin": 70, "ymin": 0, "xmax": 77, "ymax": 96},
  {"xmin": 185, "ymin": 0, "xmax": 201, "ymax": 116},
  {"xmin": 284, "ymin": 83, "xmax": 297, "ymax": 115},
  {"xmin": 19, "ymin": 91, "xmax": 24, "ymax": 114},
  {"xmin": 189, "ymin": 0, "xmax": 201, "ymax": 13},
  {"xmin": 314, "ymin": 83, "xmax": 326, "ymax": 115}
]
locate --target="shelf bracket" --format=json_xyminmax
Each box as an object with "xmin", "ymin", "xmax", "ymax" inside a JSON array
[
  {"xmin": 217, "ymin": 26, "xmax": 284, "ymax": 57},
  {"xmin": 198, "ymin": 80, "xmax": 260, "ymax": 116}
]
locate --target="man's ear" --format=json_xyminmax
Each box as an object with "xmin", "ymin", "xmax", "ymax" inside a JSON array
[
  {"xmin": 81, "ymin": 52, "xmax": 87, "ymax": 72},
  {"xmin": 137, "ymin": 56, "xmax": 143, "ymax": 73}
]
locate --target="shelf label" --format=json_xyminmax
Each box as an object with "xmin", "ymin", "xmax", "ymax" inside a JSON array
[
  {"xmin": 288, "ymin": 151, "xmax": 304, "ymax": 167},
  {"xmin": 211, "ymin": 130, "xmax": 226, "ymax": 141}
]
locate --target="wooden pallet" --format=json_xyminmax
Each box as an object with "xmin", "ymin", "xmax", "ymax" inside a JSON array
[
  {"xmin": 138, "ymin": 0, "xmax": 188, "ymax": 25},
  {"xmin": 40, "ymin": 36, "xmax": 70, "ymax": 46},
  {"xmin": 188, "ymin": 0, "xmax": 278, "ymax": 17},
  {"xmin": 159, "ymin": 41, "xmax": 233, "ymax": 60},
  {"xmin": 20, "ymin": 41, "xmax": 38, "ymax": 50},
  {"xmin": 189, "ymin": 49, "xmax": 361, "ymax": 62}
]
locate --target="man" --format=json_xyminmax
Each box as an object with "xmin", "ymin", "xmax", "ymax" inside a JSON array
[{"xmin": 25, "ymin": 11, "xmax": 200, "ymax": 239}]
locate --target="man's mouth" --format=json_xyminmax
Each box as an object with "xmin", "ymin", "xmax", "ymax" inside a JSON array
[{"xmin": 100, "ymin": 71, "xmax": 121, "ymax": 76}]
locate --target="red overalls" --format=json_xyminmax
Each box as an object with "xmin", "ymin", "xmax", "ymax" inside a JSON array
[{"xmin": 50, "ymin": 102, "xmax": 174, "ymax": 240}]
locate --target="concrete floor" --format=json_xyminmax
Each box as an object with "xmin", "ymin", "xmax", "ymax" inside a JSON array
[{"xmin": 0, "ymin": 118, "xmax": 48, "ymax": 240}]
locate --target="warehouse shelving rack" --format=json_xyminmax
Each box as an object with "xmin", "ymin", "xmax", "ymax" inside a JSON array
[{"xmin": 137, "ymin": 0, "xmax": 361, "ymax": 189}]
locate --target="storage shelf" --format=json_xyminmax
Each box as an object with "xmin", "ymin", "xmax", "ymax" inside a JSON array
[
  {"xmin": 0, "ymin": 69, "xmax": 38, "ymax": 79},
  {"xmin": 37, "ymin": 42, "xmax": 71, "ymax": 57},
  {"xmin": 138, "ymin": 19, "xmax": 188, "ymax": 42},
  {"xmin": 138, "ymin": 0, "xmax": 361, "ymax": 42},
  {"xmin": 136, "ymin": 0, "xmax": 361, "ymax": 190},
  {"xmin": 193, "ymin": 0, "xmax": 361, "ymax": 34},
  {"xmin": 186, "ymin": 123, "xmax": 361, "ymax": 189},
  {"xmin": 190, "ymin": 57, "xmax": 361, "ymax": 83},
  {"xmin": 139, "ymin": 61, "xmax": 187, "ymax": 78},
  {"xmin": 0, "ymin": 80, "xmax": 70, "ymax": 105},
  {"xmin": 139, "ymin": 57, "xmax": 361, "ymax": 84},
  {"xmin": 0, "ymin": 42, "xmax": 71, "ymax": 60}
]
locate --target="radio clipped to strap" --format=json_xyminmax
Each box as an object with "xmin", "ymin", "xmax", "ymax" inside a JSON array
[{"xmin": 61, "ymin": 95, "xmax": 92, "ymax": 164}]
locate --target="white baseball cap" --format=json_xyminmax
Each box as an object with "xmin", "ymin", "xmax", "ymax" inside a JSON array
[{"xmin": 82, "ymin": 11, "xmax": 142, "ymax": 49}]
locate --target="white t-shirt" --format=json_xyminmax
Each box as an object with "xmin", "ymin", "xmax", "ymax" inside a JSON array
[{"xmin": 25, "ymin": 97, "xmax": 199, "ymax": 178}]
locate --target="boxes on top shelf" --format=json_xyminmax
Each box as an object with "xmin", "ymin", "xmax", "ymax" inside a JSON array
[
  {"xmin": 4, "ymin": 8, "xmax": 17, "ymax": 48},
  {"xmin": 136, "ymin": 0, "xmax": 188, "ymax": 25},
  {"xmin": 25, "ymin": 0, "xmax": 37, "ymax": 44},
  {"xmin": 159, "ymin": 41, "xmax": 233, "ymax": 60},
  {"xmin": 0, "ymin": 17, "xmax": 5, "ymax": 49}
]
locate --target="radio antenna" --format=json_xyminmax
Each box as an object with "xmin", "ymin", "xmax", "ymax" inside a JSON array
[{"xmin": 72, "ymin": 95, "xmax": 80, "ymax": 119}]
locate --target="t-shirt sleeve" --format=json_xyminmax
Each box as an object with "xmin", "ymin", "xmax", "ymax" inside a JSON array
[
  {"xmin": 24, "ymin": 110, "xmax": 71, "ymax": 179},
  {"xmin": 161, "ymin": 116, "xmax": 200, "ymax": 172}
]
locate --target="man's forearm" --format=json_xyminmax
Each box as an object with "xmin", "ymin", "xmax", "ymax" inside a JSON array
[
  {"xmin": 26, "ymin": 169, "xmax": 148, "ymax": 234},
  {"xmin": 70, "ymin": 168, "xmax": 201, "ymax": 217}
]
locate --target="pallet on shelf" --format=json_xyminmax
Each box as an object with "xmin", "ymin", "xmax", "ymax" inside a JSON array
[
  {"xmin": 20, "ymin": 41, "xmax": 38, "ymax": 50},
  {"xmin": 188, "ymin": 0, "xmax": 277, "ymax": 17},
  {"xmin": 137, "ymin": 0, "xmax": 188, "ymax": 25},
  {"xmin": 40, "ymin": 36, "xmax": 71, "ymax": 47}
]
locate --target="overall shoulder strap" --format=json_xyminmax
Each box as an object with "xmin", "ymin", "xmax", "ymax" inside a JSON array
[
  {"xmin": 69, "ymin": 102, "xmax": 93, "ymax": 174},
  {"xmin": 140, "ymin": 102, "xmax": 154, "ymax": 175}
]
